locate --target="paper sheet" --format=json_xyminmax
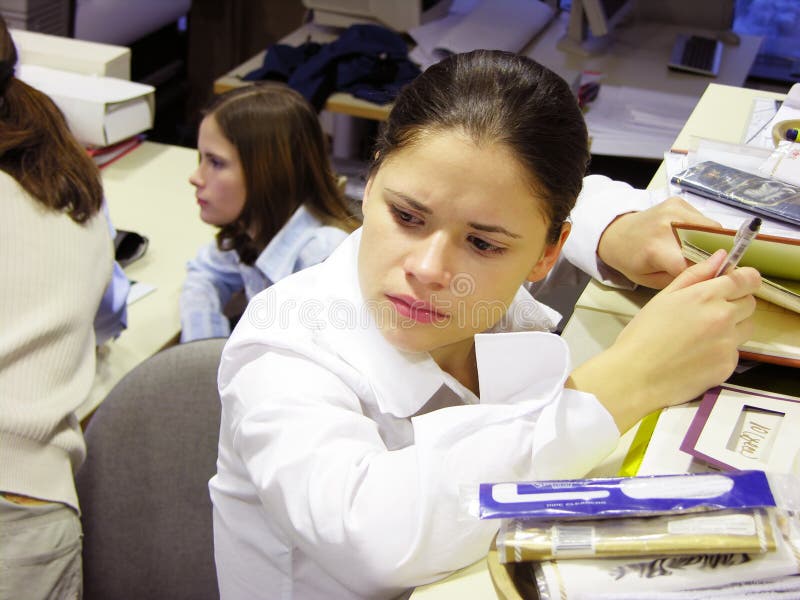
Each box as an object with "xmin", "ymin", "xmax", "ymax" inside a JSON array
[
  {"xmin": 127, "ymin": 282, "xmax": 156, "ymax": 305},
  {"xmin": 408, "ymin": 0, "xmax": 554, "ymax": 70},
  {"xmin": 746, "ymin": 83, "xmax": 800, "ymax": 149},
  {"xmin": 583, "ymin": 86, "xmax": 697, "ymax": 159}
]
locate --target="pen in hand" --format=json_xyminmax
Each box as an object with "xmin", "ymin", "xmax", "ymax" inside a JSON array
[{"xmin": 714, "ymin": 217, "xmax": 762, "ymax": 277}]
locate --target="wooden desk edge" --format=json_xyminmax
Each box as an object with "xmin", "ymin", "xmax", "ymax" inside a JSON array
[{"xmin": 214, "ymin": 77, "xmax": 391, "ymax": 121}]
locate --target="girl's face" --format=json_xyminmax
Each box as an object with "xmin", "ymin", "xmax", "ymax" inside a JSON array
[
  {"xmin": 189, "ymin": 115, "xmax": 247, "ymax": 227},
  {"xmin": 358, "ymin": 129, "xmax": 569, "ymax": 368}
]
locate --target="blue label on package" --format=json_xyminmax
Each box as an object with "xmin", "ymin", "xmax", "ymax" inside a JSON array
[{"xmin": 478, "ymin": 470, "xmax": 775, "ymax": 520}]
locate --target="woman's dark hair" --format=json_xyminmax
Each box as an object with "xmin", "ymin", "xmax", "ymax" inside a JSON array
[
  {"xmin": 371, "ymin": 50, "xmax": 589, "ymax": 244},
  {"xmin": 205, "ymin": 83, "xmax": 357, "ymax": 265},
  {"xmin": 0, "ymin": 16, "xmax": 103, "ymax": 223}
]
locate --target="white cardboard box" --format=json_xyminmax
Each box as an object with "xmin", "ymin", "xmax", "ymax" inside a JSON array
[
  {"xmin": 17, "ymin": 64, "xmax": 154, "ymax": 147},
  {"xmin": 10, "ymin": 28, "xmax": 131, "ymax": 79}
]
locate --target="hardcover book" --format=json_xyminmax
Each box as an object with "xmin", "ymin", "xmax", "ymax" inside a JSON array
[{"xmin": 671, "ymin": 161, "xmax": 800, "ymax": 227}]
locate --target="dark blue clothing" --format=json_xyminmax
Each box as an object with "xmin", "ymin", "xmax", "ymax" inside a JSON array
[{"xmin": 244, "ymin": 24, "xmax": 421, "ymax": 111}]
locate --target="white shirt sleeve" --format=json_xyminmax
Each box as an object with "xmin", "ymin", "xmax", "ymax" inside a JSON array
[{"xmin": 562, "ymin": 174, "xmax": 663, "ymax": 287}]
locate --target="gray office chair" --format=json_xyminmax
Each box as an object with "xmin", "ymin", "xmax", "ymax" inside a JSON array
[{"xmin": 76, "ymin": 338, "xmax": 227, "ymax": 600}]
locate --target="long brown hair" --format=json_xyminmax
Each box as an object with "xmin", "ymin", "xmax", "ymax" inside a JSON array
[
  {"xmin": 371, "ymin": 50, "xmax": 589, "ymax": 245},
  {"xmin": 205, "ymin": 83, "xmax": 357, "ymax": 265},
  {"xmin": 0, "ymin": 16, "xmax": 103, "ymax": 223}
]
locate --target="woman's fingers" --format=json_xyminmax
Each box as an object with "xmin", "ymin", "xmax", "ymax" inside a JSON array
[{"xmin": 662, "ymin": 249, "xmax": 727, "ymax": 293}]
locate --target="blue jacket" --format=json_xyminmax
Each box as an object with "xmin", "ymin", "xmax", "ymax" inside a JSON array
[{"xmin": 244, "ymin": 24, "xmax": 421, "ymax": 111}]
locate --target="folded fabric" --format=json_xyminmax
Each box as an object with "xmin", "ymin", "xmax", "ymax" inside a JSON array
[{"xmin": 244, "ymin": 24, "xmax": 421, "ymax": 111}]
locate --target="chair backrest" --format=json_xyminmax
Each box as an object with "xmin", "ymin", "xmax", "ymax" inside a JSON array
[{"xmin": 76, "ymin": 338, "xmax": 227, "ymax": 600}]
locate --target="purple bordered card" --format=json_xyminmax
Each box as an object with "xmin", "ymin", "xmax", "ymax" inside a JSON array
[{"xmin": 681, "ymin": 385, "xmax": 800, "ymax": 473}]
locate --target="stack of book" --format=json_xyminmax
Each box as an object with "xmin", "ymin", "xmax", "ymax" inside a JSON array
[
  {"xmin": 86, "ymin": 134, "xmax": 145, "ymax": 169},
  {"xmin": 479, "ymin": 471, "xmax": 800, "ymax": 599}
]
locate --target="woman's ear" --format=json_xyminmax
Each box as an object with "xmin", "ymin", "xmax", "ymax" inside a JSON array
[
  {"xmin": 526, "ymin": 222, "xmax": 571, "ymax": 283},
  {"xmin": 362, "ymin": 175, "xmax": 374, "ymax": 209}
]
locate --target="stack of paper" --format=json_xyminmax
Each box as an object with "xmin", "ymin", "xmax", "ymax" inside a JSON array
[
  {"xmin": 480, "ymin": 472, "xmax": 800, "ymax": 598},
  {"xmin": 584, "ymin": 86, "xmax": 698, "ymax": 159}
]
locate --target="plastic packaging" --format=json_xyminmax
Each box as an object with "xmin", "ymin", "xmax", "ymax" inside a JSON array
[
  {"xmin": 476, "ymin": 471, "xmax": 776, "ymax": 521},
  {"xmin": 496, "ymin": 507, "xmax": 777, "ymax": 563},
  {"xmin": 758, "ymin": 138, "xmax": 800, "ymax": 186},
  {"xmin": 528, "ymin": 515, "xmax": 800, "ymax": 600}
]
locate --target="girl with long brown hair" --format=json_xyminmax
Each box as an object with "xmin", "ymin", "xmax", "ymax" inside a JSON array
[{"xmin": 180, "ymin": 82, "xmax": 358, "ymax": 342}]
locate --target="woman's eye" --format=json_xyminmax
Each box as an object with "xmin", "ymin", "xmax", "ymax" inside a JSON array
[
  {"xmin": 468, "ymin": 235, "xmax": 504, "ymax": 255},
  {"xmin": 390, "ymin": 204, "xmax": 423, "ymax": 227}
]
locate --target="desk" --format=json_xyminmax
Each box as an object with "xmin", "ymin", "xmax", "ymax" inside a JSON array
[
  {"xmin": 214, "ymin": 15, "xmax": 762, "ymax": 159},
  {"xmin": 409, "ymin": 82, "xmax": 789, "ymax": 600},
  {"xmin": 78, "ymin": 141, "xmax": 215, "ymax": 420}
]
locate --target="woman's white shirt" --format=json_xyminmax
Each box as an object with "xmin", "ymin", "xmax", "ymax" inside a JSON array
[{"xmin": 210, "ymin": 220, "xmax": 622, "ymax": 599}]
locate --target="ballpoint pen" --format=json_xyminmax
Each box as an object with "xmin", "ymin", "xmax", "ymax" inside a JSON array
[{"xmin": 714, "ymin": 217, "xmax": 761, "ymax": 277}]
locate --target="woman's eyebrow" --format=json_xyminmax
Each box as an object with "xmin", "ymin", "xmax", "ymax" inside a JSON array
[
  {"xmin": 385, "ymin": 187, "xmax": 522, "ymax": 239},
  {"xmin": 468, "ymin": 222, "xmax": 521, "ymax": 239},
  {"xmin": 384, "ymin": 188, "xmax": 431, "ymax": 214}
]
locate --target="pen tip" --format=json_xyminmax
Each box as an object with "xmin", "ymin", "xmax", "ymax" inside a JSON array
[{"xmin": 751, "ymin": 217, "xmax": 762, "ymax": 231}]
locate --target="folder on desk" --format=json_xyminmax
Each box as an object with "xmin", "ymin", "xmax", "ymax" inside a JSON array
[
  {"xmin": 672, "ymin": 222, "xmax": 800, "ymax": 315},
  {"xmin": 577, "ymin": 273, "xmax": 800, "ymax": 368},
  {"xmin": 17, "ymin": 65, "xmax": 155, "ymax": 147}
]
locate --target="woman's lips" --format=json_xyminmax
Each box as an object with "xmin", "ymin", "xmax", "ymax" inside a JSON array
[{"xmin": 386, "ymin": 294, "xmax": 447, "ymax": 324}]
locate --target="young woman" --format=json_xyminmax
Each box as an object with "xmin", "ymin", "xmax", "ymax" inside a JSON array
[
  {"xmin": 0, "ymin": 16, "xmax": 116, "ymax": 598},
  {"xmin": 180, "ymin": 83, "xmax": 359, "ymax": 342},
  {"xmin": 210, "ymin": 51, "xmax": 760, "ymax": 599}
]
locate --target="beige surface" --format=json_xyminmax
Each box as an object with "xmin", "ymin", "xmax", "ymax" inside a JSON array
[
  {"xmin": 408, "ymin": 82, "xmax": 789, "ymax": 600},
  {"xmin": 79, "ymin": 141, "xmax": 215, "ymax": 419}
]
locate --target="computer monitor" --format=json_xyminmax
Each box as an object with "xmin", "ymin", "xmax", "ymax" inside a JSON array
[
  {"xmin": 302, "ymin": 0, "xmax": 453, "ymax": 33},
  {"xmin": 557, "ymin": 0, "xmax": 635, "ymax": 56}
]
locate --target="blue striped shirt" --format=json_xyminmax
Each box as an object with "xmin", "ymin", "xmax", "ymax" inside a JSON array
[{"xmin": 179, "ymin": 205, "xmax": 349, "ymax": 342}]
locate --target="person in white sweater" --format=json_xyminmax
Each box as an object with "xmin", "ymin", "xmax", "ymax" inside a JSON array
[{"xmin": 0, "ymin": 17, "xmax": 114, "ymax": 599}]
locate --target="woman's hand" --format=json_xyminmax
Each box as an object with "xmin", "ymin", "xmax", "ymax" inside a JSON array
[
  {"xmin": 568, "ymin": 249, "xmax": 761, "ymax": 432},
  {"xmin": 597, "ymin": 197, "xmax": 721, "ymax": 289}
]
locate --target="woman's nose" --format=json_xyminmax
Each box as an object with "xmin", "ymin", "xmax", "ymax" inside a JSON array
[
  {"xmin": 188, "ymin": 167, "xmax": 202, "ymax": 188},
  {"xmin": 405, "ymin": 232, "xmax": 453, "ymax": 290}
]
